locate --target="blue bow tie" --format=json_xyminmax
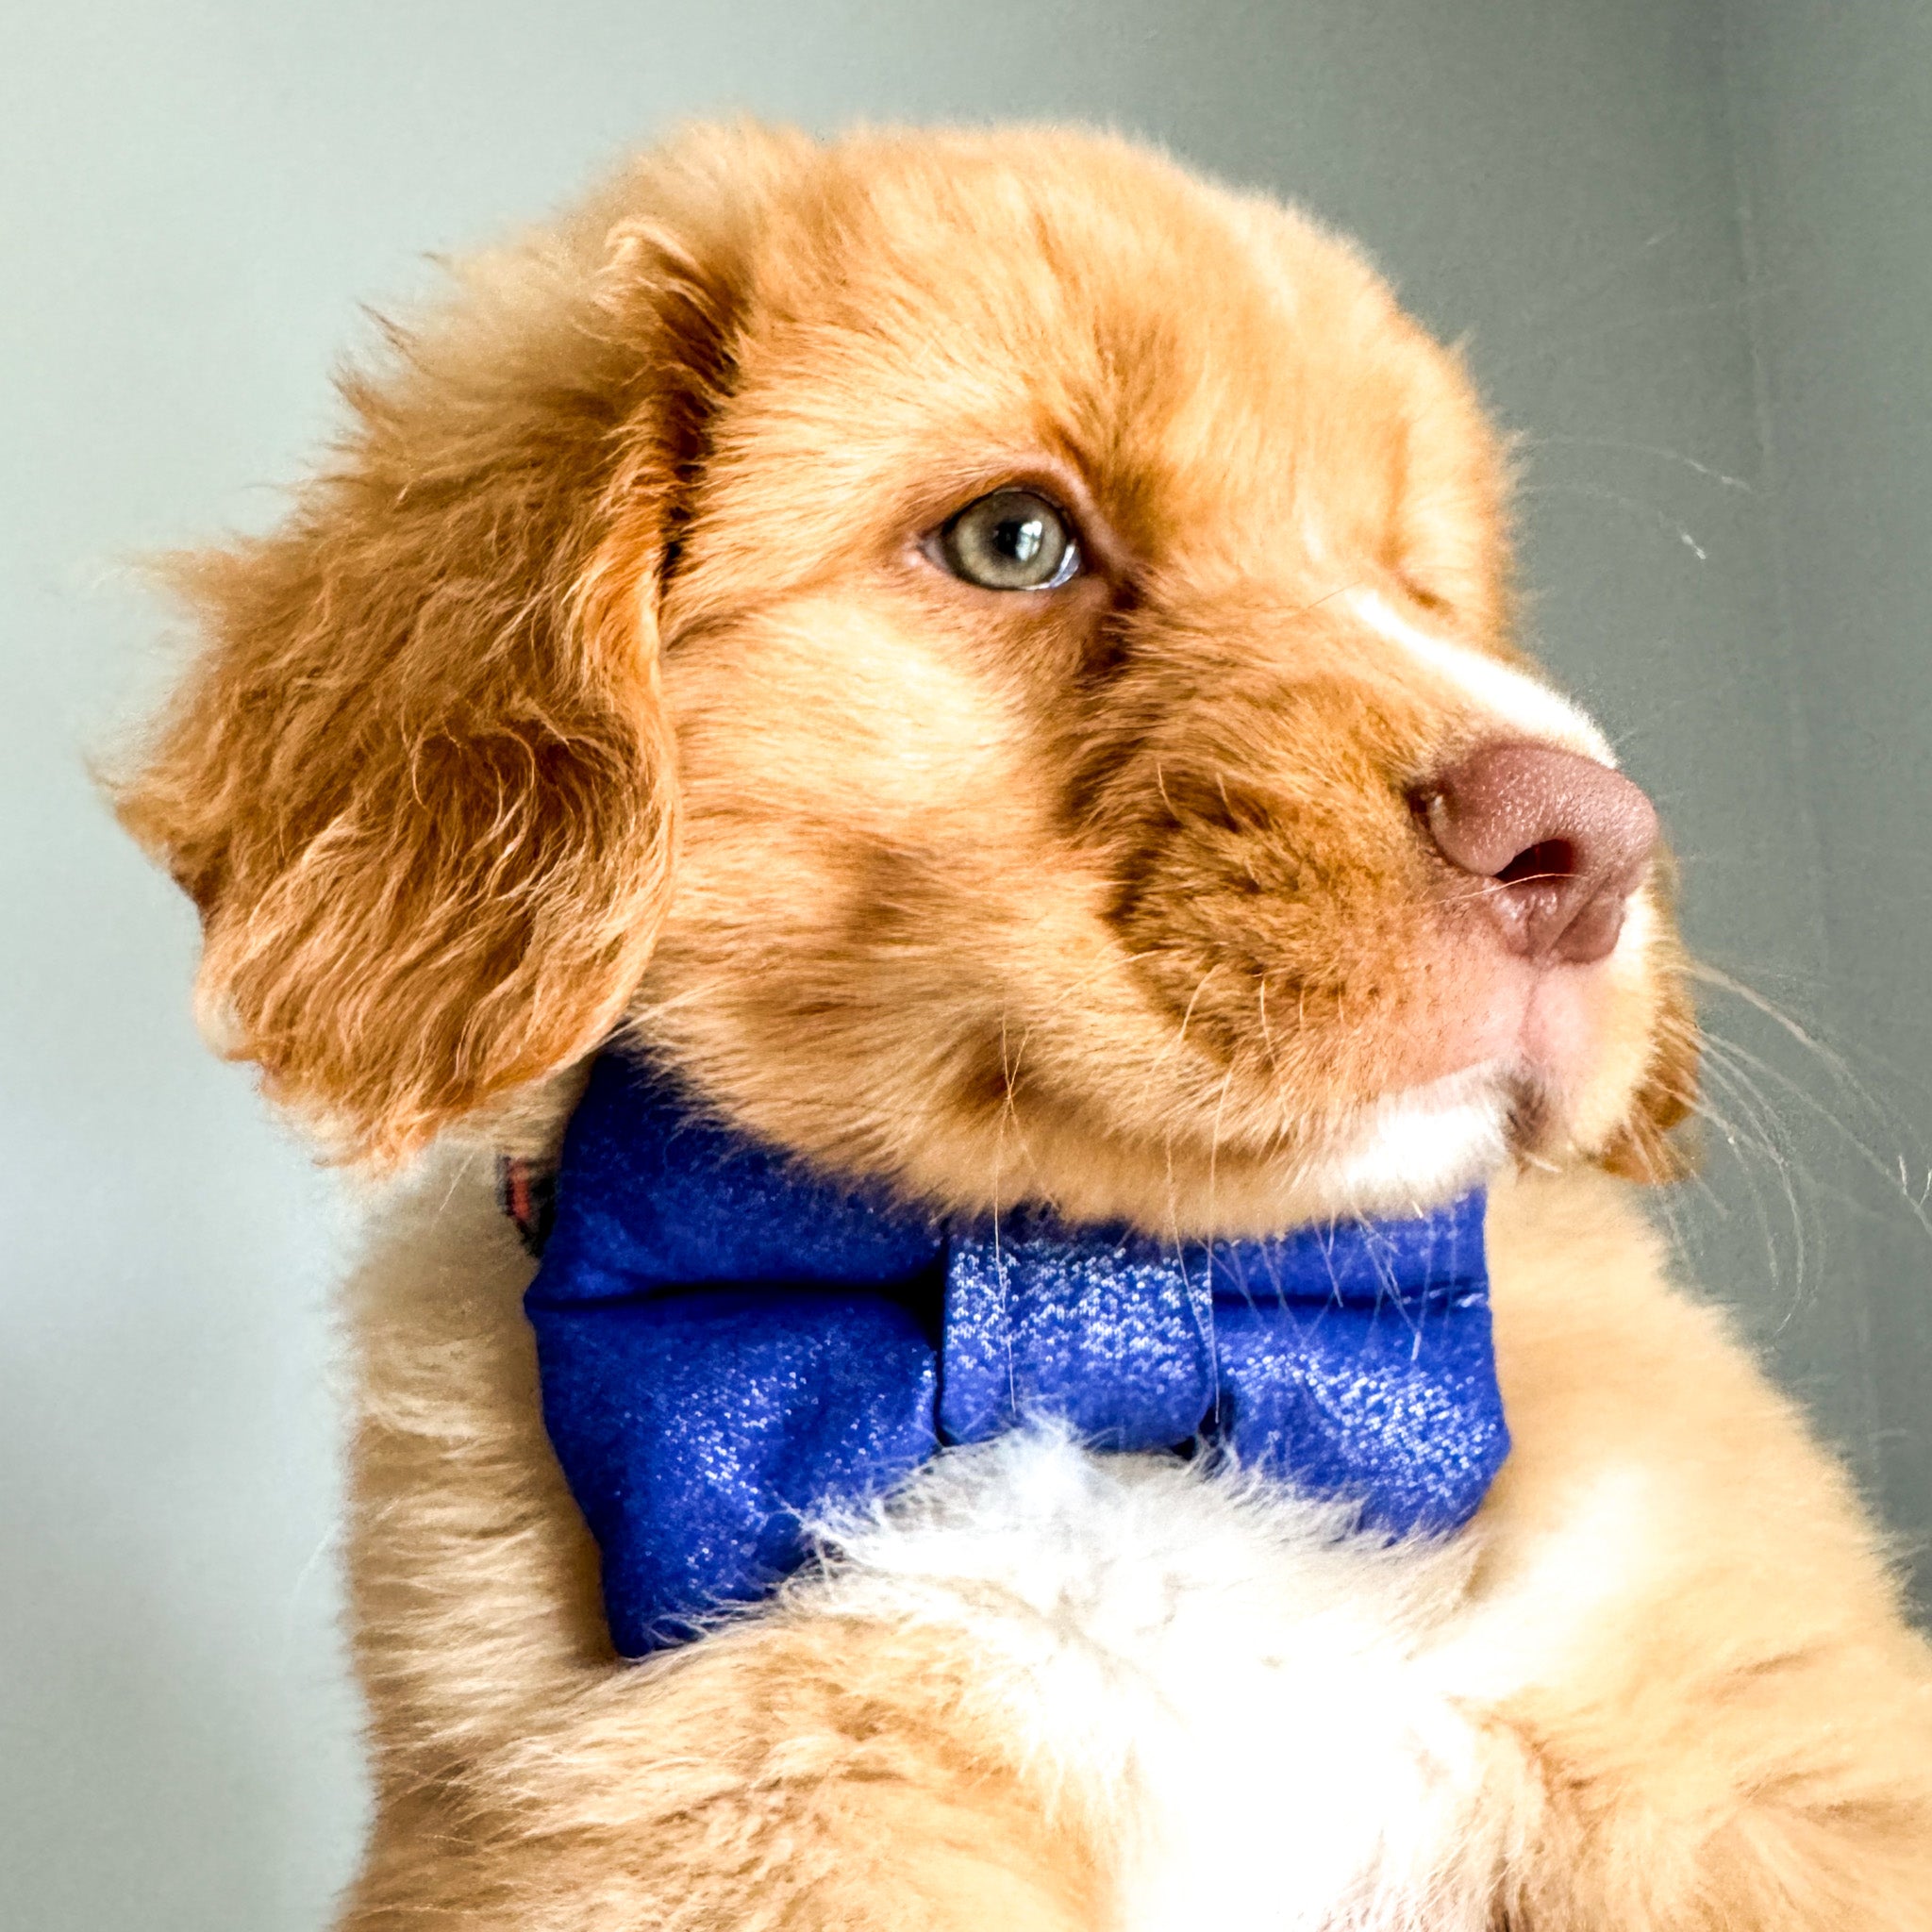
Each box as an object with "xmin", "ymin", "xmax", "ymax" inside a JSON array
[{"xmin": 522, "ymin": 1052, "xmax": 1508, "ymax": 1656}]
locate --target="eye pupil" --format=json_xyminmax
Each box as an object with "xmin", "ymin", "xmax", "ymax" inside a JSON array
[
  {"xmin": 996, "ymin": 515, "xmax": 1045, "ymax": 565},
  {"xmin": 938, "ymin": 488, "xmax": 1079, "ymax": 591}
]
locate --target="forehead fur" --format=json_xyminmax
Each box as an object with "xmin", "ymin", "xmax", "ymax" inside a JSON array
[{"xmin": 671, "ymin": 128, "xmax": 1507, "ymax": 637}]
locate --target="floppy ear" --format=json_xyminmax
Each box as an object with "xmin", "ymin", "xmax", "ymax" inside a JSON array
[{"xmin": 115, "ymin": 130, "xmax": 785, "ymax": 1163}]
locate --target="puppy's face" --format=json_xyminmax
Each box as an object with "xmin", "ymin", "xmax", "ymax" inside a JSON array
[
  {"xmin": 641, "ymin": 134, "xmax": 1690, "ymax": 1227},
  {"xmin": 119, "ymin": 126, "xmax": 1693, "ymax": 1229}
]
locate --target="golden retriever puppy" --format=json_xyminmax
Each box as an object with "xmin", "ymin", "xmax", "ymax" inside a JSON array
[{"xmin": 117, "ymin": 124, "xmax": 1932, "ymax": 1929}]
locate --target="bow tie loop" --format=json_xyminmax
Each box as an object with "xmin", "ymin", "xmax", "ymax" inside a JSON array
[{"xmin": 939, "ymin": 1212, "xmax": 1220, "ymax": 1451}]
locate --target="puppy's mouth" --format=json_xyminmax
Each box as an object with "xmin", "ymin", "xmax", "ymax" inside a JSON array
[{"xmin": 1257, "ymin": 1051, "xmax": 1592, "ymax": 1221}]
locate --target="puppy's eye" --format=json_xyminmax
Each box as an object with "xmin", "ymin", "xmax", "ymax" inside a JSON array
[{"xmin": 937, "ymin": 489, "xmax": 1080, "ymax": 591}]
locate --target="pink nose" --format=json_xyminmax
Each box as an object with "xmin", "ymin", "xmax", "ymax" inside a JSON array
[{"xmin": 1419, "ymin": 742, "xmax": 1658, "ymax": 965}]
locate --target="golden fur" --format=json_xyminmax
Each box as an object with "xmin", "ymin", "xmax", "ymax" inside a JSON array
[{"xmin": 115, "ymin": 124, "xmax": 1932, "ymax": 1926}]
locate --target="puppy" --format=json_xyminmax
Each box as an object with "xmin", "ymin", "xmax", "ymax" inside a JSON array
[{"xmin": 118, "ymin": 124, "xmax": 1932, "ymax": 1930}]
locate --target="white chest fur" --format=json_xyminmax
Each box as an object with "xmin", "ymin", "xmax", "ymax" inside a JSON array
[{"xmin": 806, "ymin": 1431, "xmax": 1507, "ymax": 1931}]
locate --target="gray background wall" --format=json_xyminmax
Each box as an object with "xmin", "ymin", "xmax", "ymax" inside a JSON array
[{"xmin": 3, "ymin": 3, "xmax": 1925, "ymax": 1925}]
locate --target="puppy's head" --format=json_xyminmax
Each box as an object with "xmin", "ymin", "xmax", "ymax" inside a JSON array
[{"xmin": 118, "ymin": 124, "xmax": 1695, "ymax": 1230}]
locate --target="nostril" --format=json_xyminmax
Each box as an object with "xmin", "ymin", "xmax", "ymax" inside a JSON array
[
  {"xmin": 1418, "ymin": 741, "xmax": 1658, "ymax": 966},
  {"xmin": 1494, "ymin": 839, "xmax": 1576, "ymax": 887}
]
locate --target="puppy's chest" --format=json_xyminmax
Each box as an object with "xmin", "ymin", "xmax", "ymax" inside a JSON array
[
  {"xmin": 800, "ymin": 1432, "xmax": 1509, "ymax": 1931},
  {"xmin": 413, "ymin": 1162, "xmax": 1564, "ymax": 1927}
]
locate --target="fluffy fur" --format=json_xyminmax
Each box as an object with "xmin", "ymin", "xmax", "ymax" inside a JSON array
[{"xmin": 115, "ymin": 124, "xmax": 1932, "ymax": 1926}]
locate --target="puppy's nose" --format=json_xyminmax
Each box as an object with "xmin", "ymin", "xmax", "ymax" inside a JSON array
[{"xmin": 1419, "ymin": 742, "xmax": 1658, "ymax": 965}]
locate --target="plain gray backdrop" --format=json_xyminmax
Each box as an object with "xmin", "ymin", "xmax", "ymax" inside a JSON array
[{"xmin": 4, "ymin": 3, "xmax": 1928, "ymax": 1925}]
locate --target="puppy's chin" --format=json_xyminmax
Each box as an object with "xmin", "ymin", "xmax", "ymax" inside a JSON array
[
  {"xmin": 1300, "ymin": 1066, "xmax": 1513, "ymax": 1220},
  {"xmin": 926, "ymin": 1056, "xmax": 1629, "ymax": 1241},
  {"xmin": 1286, "ymin": 1058, "xmax": 1628, "ymax": 1224},
  {"xmin": 1019, "ymin": 1074, "xmax": 1524, "ymax": 1236}
]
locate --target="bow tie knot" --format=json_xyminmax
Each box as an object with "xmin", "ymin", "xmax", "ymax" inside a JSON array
[{"xmin": 523, "ymin": 1053, "xmax": 1507, "ymax": 1656}]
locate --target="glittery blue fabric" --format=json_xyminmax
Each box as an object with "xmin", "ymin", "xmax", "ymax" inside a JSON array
[{"xmin": 525, "ymin": 1051, "xmax": 1508, "ymax": 1656}]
